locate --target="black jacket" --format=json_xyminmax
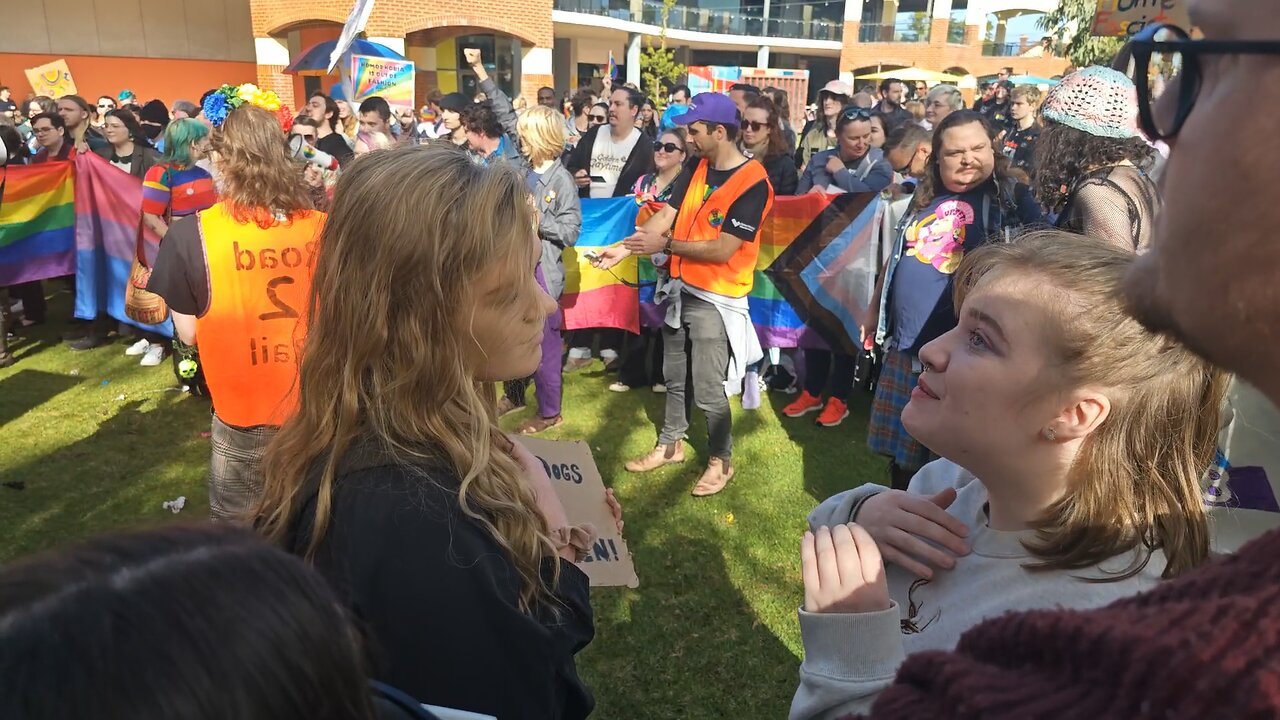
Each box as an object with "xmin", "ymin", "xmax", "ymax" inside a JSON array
[
  {"xmin": 286, "ymin": 441, "xmax": 595, "ymax": 720},
  {"xmin": 758, "ymin": 151, "xmax": 799, "ymax": 196},
  {"xmin": 563, "ymin": 123, "xmax": 655, "ymax": 199},
  {"xmin": 92, "ymin": 142, "xmax": 161, "ymax": 179}
]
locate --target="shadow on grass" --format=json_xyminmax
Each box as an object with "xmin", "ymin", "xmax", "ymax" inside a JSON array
[
  {"xmin": 769, "ymin": 362, "xmax": 887, "ymax": 504},
  {"xmin": 0, "ymin": 397, "xmax": 210, "ymax": 560},
  {"xmin": 0, "ymin": 368, "xmax": 84, "ymax": 428}
]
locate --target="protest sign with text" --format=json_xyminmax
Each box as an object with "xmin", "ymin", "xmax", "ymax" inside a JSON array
[
  {"xmin": 1092, "ymin": 0, "xmax": 1189, "ymax": 37},
  {"xmin": 516, "ymin": 437, "xmax": 639, "ymax": 588}
]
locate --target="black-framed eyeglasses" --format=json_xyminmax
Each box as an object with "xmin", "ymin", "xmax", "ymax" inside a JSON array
[
  {"xmin": 589, "ymin": 114, "xmax": 607, "ymax": 123},
  {"xmin": 1119, "ymin": 23, "xmax": 1280, "ymax": 140},
  {"xmin": 656, "ymin": 142, "xmax": 685, "ymax": 154},
  {"xmin": 840, "ymin": 107, "xmax": 872, "ymax": 122}
]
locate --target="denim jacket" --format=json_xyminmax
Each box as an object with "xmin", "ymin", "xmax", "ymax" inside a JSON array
[{"xmin": 875, "ymin": 178, "xmax": 1027, "ymax": 352}]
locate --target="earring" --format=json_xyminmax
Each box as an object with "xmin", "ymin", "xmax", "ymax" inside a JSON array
[{"xmin": 1042, "ymin": 427, "xmax": 1057, "ymax": 442}]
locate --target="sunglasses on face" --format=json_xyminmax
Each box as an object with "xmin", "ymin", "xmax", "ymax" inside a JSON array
[
  {"xmin": 742, "ymin": 120, "xmax": 770, "ymax": 132},
  {"xmin": 98, "ymin": 103, "xmax": 114, "ymax": 109},
  {"xmin": 1119, "ymin": 23, "xmax": 1280, "ymax": 141},
  {"xmin": 589, "ymin": 114, "xmax": 607, "ymax": 123},
  {"xmin": 656, "ymin": 142, "xmax": 685, "ymax": 154}
]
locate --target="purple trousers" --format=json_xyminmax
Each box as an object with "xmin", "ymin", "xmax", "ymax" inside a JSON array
[{"xmin": 532, "ymin": 319, "xmax": 563, "ymax": 418}]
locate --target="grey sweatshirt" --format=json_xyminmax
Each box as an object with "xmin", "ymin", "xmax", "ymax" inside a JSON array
[{"xmin": 790, "ymin": 459, "xmax": 1170, "ymax": 720}]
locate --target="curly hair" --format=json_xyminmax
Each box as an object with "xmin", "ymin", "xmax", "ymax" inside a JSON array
[
  {"xmin": 1032, "ymin": 120, "xmax": 1157, "ymax": 213},
  {"xmin": 911, "ymin": 110, "xmax": 1015, "ymax": 209},
  {"xmin": 460, "ymin": 102, "xmax": 504, "ymax": 140},
  {"xmin": 212, "ymin": 104, "xmax": 313, "ymax": 227}
]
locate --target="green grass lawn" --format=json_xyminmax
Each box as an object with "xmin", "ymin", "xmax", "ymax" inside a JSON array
[{"xmin": 0, "ymin": 294, "xmax": 886, "ymax": 719}]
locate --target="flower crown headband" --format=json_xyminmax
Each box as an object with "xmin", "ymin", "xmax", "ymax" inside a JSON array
[{"xmin": 201, "ymin": 83, "xmax": 294, "ymax": 132}]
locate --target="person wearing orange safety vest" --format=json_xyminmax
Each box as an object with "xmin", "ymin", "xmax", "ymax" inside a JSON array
[
  {"xmin": 147, "ymin": 104, "xmax": 325, "ymax": 521},
  {"xmin": 593, "ymin": 92, "xmax": 774, "ymax": 496}
]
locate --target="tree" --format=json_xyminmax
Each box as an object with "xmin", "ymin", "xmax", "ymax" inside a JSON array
[
  {"xmin": 1039, "ymin": 0, "xmax": 1125, "ymax": 67},
  {"xmin": 641, "ymin": 0, "xmax": 686, "ymax": 112}
]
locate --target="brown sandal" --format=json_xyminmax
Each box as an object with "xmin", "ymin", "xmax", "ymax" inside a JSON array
[{"xmin": 517, "ymin": 415, "xmax": 564, "ymax": 435}]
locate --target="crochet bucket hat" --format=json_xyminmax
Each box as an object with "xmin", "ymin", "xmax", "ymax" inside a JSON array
[{"xmin": 1041, "ymin": 66, "xmax": 1139, "ymax": 139}]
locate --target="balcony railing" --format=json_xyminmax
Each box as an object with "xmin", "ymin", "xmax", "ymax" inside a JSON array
[
  {"xmin": 556, "ymin": 0, "xmax": 843, "ymax": 41},
  {"xmin": 857, "ymin": 18, "xmax": 931, "ymax": 43},
  {"xmin": 982, "ymin": 41, "xmax": 1023, "ymax": 57}
]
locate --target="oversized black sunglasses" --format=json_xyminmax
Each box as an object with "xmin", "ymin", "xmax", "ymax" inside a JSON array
[
  {"xmin": 1118, "ymin": 23, "xmax": 1280, "ymax": 140},
  {"xmin": 656, "ymin": 142, "xmax": 685, "ymax": 153},
  {"xmin": 589, "ymin": 114, "xmax": 607, "ymax": 123}
]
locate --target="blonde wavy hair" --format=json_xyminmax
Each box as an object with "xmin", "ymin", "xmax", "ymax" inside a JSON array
[
  {"xmin": 954, "ymin": 231, "xmax": 1226, "ymax": 580},
  {"xmin": 212, "ymin": 104, "xmax": 314, "ymax": 228},
  {"xmin": 517, "ymin": 105, "xmax": 567, "ymax": 166},
  {"xmin": 255, "ymin": 143, "xmax": 558, "ymax": 611}
]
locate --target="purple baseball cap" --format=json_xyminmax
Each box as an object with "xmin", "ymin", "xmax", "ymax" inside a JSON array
[{"xmin": 675, "ymin": 92, "xmax": 740, "ymax": 128}]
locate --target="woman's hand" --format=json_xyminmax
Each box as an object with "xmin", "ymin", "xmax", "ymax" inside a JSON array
[
  {"xmin": 855, "ymin": 489, "xmax": 970, "ymax": 579},
  {"xmin": 303, "ymin": 164, "xmax": 324, "ymax": 189},
  {"xmin": 507, "ymin": 436, "xmax": 570, "ymax": 532},
  {"xmin": 605, "ymin": 488, "xmax": 624, "ymax": 536},
  {"xmin": 801, "ymin": 524, "xmax": 890, "ymax": 614}
]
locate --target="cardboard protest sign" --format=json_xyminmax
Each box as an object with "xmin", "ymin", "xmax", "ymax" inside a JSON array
[
  {"xmin": 26, "ymin": 59, "xmax": 77, "ymax": 98},
  {"xmin": 350, "ymin": 55, "xmax": 414, "ymax": 114},
  {"xmin": 516, "ymin": 437, "xmax": 639, "ymax": 588},
  {"xmin": 1091, "ymin": 0, "xmax": 1189, "ymax": 37}
]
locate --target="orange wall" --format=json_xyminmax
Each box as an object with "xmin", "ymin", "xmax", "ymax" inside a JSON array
[{"xmin": 0, "ymin": 53, "xmax": 256, "ymax": 107}]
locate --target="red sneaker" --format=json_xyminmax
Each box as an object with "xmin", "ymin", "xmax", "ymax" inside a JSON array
[
  {"xmin": 783, "ymin": 391, "xmax": 823, "ymax": 417},
  {"xmin": 816, "ymin": 397, "xmax": 850, "ymax": 427}
]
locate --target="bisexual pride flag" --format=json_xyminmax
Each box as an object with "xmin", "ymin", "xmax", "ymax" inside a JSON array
[{"xmin": 74, "ymin": 153, "xmax": 171, "ymax": 336}]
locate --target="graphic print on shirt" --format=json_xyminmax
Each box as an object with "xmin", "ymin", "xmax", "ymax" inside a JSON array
[{"xmin": 905, "ymin": 199, "xmax": 976, "ymax": 274}]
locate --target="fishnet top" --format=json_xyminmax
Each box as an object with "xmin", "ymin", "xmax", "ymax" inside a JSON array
[{"xmin": 1056, "ymin": 164, "xmax": 1161, "ymax": 251}]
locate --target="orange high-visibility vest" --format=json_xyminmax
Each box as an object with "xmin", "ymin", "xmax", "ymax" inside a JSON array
[
  {"xmin": 195, "ymin": 202, "xmax": 326, "ymax": 428},
  {"xmin": 669, "ymin": 158, "xmax": 774, "ymax": 298}
]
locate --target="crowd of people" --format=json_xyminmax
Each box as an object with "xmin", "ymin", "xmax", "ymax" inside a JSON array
[{"xmin": 6, "ymin": 2, "xmax": 1280, "ymax": 716}]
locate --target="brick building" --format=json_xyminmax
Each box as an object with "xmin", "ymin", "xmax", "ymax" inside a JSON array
[{"xmin": 2, "ymin": 0, "xmax": 1069, "ymax": 110}]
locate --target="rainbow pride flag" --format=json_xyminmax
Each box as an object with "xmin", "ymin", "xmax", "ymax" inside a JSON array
[
  {"xmin": 607, "ymin": 51, "xmax": 619, "ymax": 82},
  {"xmin": 558, "ymin": 192, "xmax": 884, "ymax": 348},
  {"xmin": 74, "ymin": 153, "xmax": 171, "ymax": 336},
  {"xmin": 0, "ymin": 161, "xmax": 76, "ymax": 286},
  {"xmin": 561, "ymin": 196, "xmax": 641, "ymax": 333}
]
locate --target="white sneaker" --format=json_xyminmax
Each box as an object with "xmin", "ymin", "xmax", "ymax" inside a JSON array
[
  {"xmin": 140, "ymin": 343, "xmax": 166, "ymax": 366},
  {"xmin": 124, "ymin": 339, "xmax": 151, "ymax": 356}
]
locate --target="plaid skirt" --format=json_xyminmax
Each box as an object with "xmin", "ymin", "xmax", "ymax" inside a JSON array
[
  {"xmin": 208, "ymin": 413, "xmax": 277, "ymax": 522},
  {"xmin": 867, "ymin": 348, "xmax": 934, "ymax": 470}
]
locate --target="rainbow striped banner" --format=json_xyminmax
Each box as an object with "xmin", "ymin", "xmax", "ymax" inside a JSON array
[
  {"xmin": 0, "ymin": 161, "xmax": 77, "ymax": 286},
  {"xmin": 561, "ymin": 196, "xmax": 641, "ymax": 333},
  {"xmin": 560, "ymin": 193, "xmax": 882, "ymax": 349},
  {"xmin": 74, "ymin": 153, "xmax": 171, "ymax": 336}
]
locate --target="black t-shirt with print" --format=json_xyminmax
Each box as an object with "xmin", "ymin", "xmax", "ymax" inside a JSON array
[
  {"xmin": 1002, "ymin": 124, "xmax": 1041, "ymax": 173},
  {"xmin": 666, "ymin": 160, "xmax": 770, "ymax": 242}
]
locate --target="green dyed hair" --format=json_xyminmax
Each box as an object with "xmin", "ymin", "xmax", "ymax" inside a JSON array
[{"xmin": 162, "ymin": 119, "xmax": 210, "ymax": 168}]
